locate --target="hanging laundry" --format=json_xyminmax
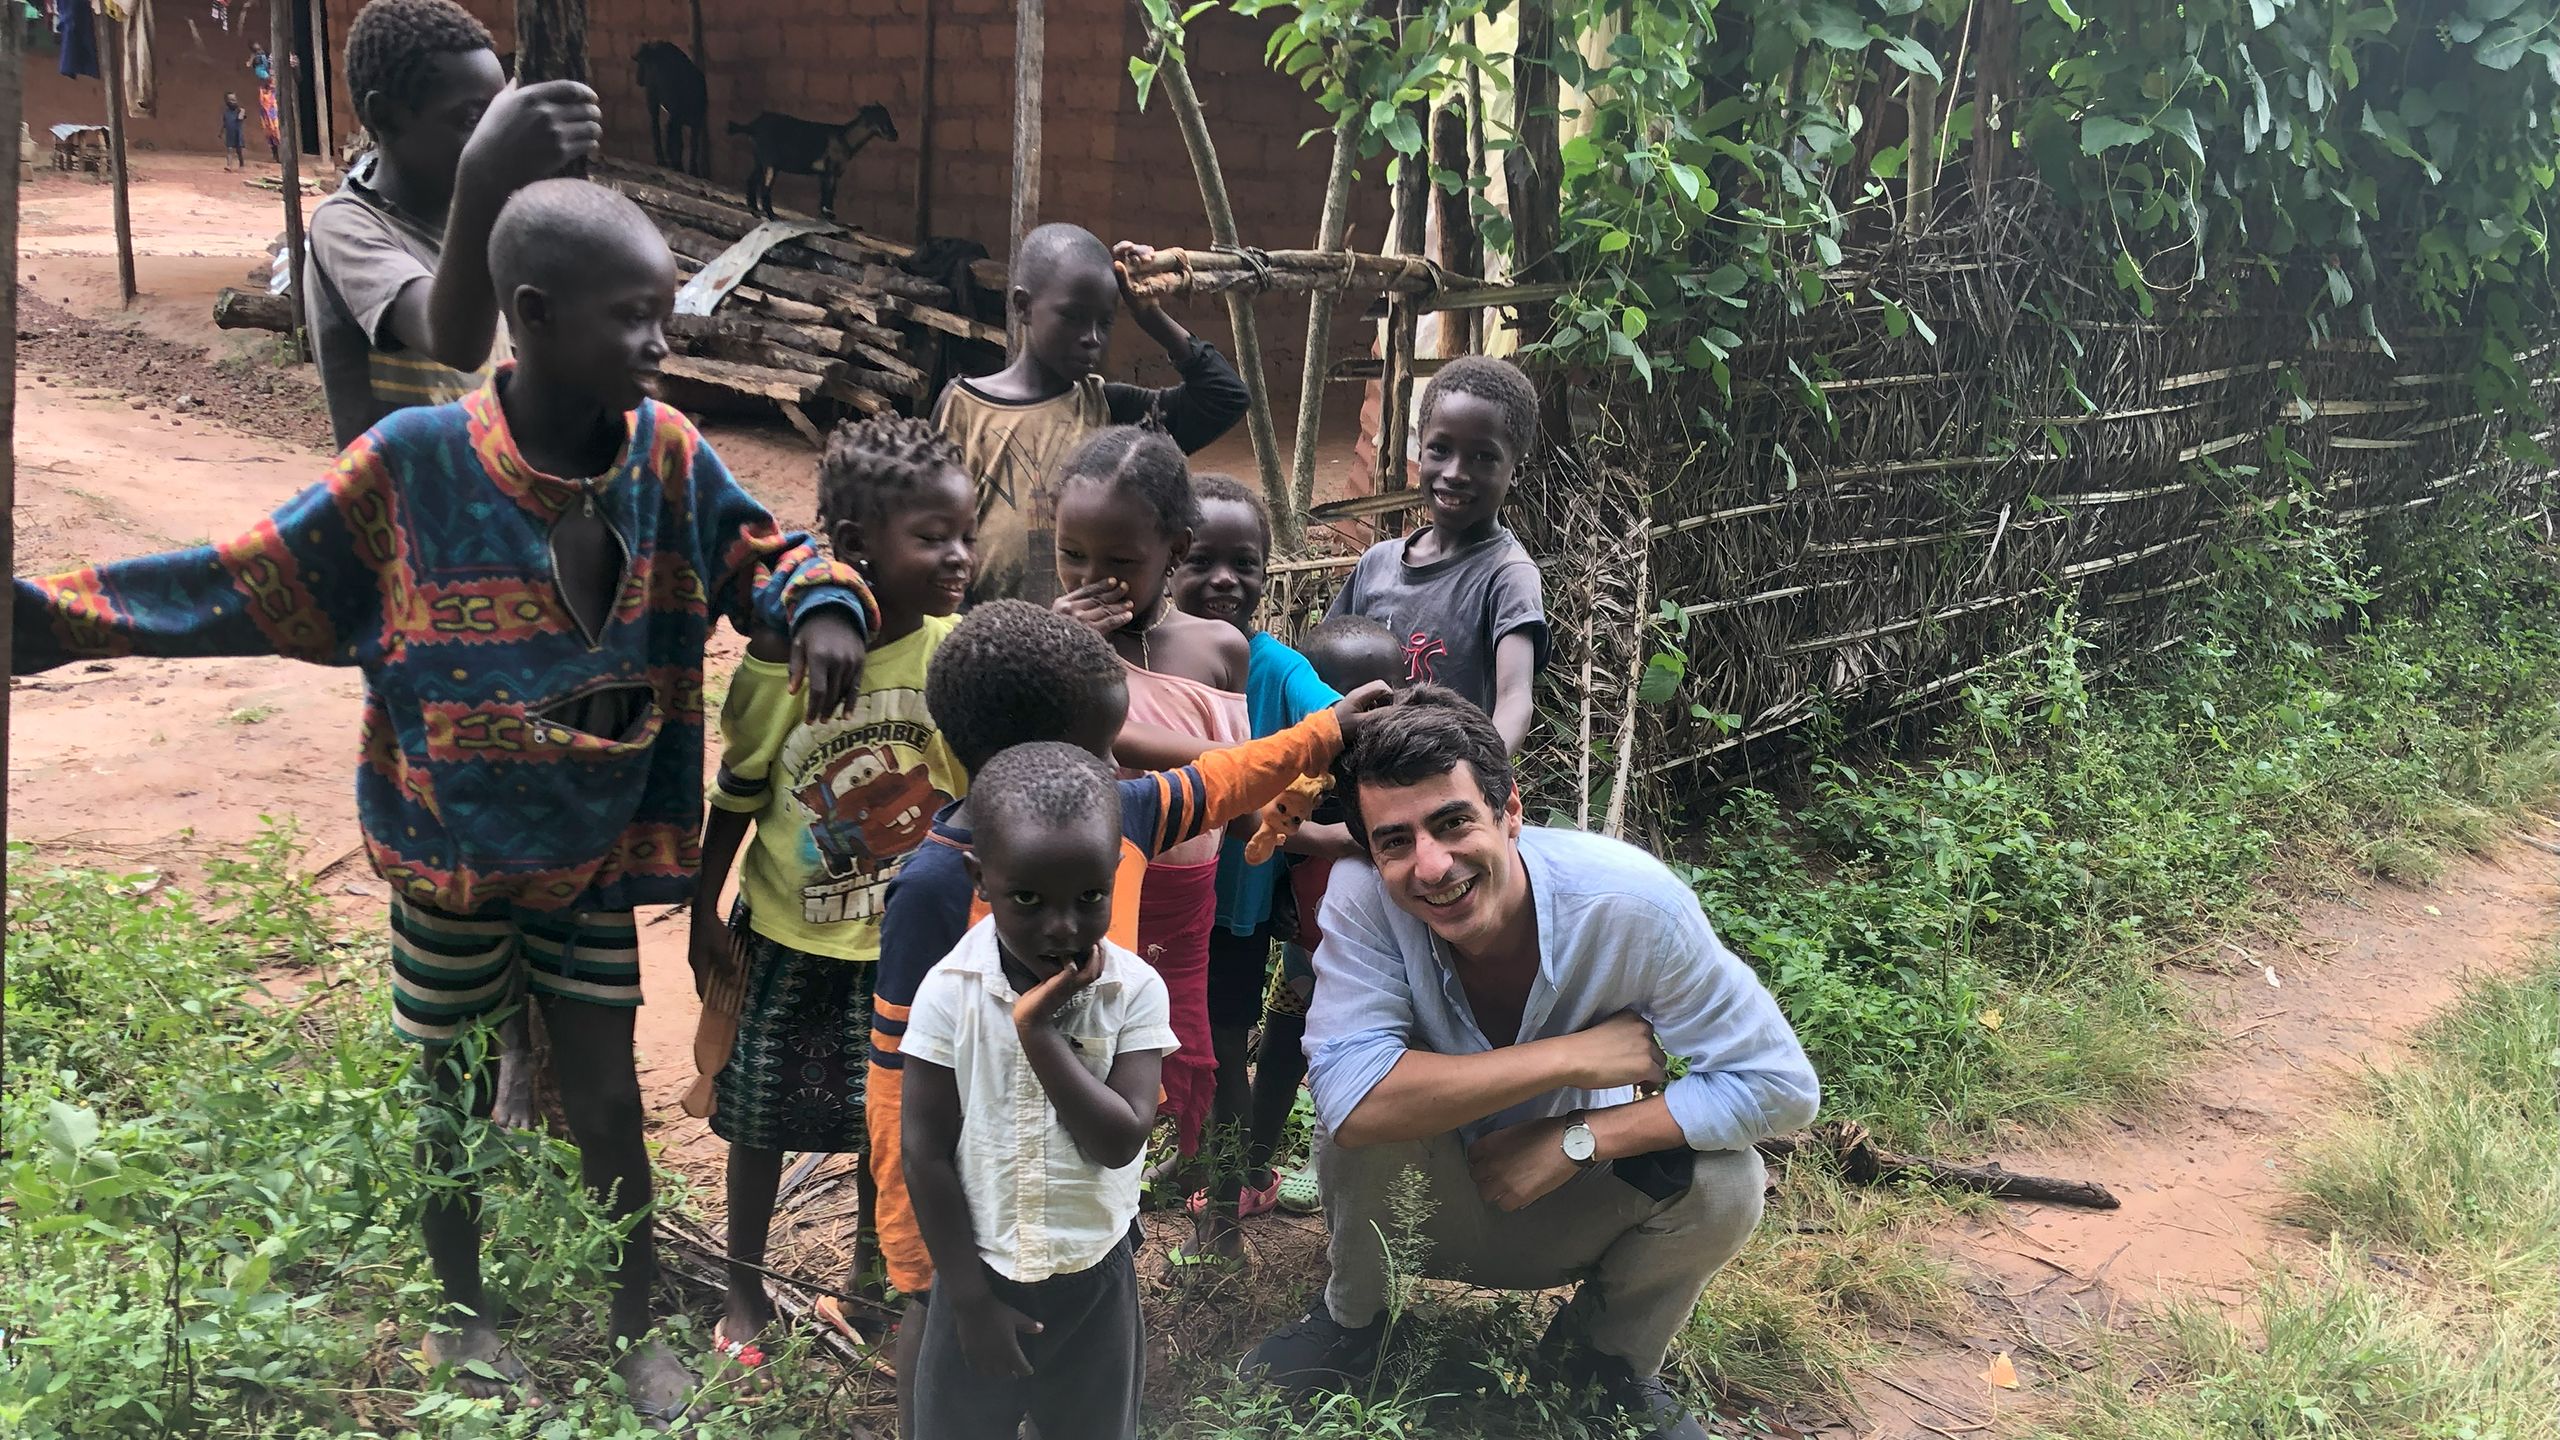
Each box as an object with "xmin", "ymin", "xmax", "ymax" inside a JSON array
[
  {"xmin": 57, "ymin": 0, "xmax": 99, "ymax": 80},
  {"xmin": 122, "ymin": 0, "xmax": 157, "ymax": 117},
  {"xmin": 209, "ymin": 0, "xmax": 228, "ymax": 30}
]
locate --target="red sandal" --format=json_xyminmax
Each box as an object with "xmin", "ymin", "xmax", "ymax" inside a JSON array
[{"xmin": 1184, "ymin": 1176, "xmax": 1280, "ymax": 1219}]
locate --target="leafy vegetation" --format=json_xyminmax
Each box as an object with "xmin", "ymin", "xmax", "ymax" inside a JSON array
[
  {"xmin": 0, "ymin": 833, "xmax": 848, "ymax": 1439},
  {"xmin": 1669, "ymin": 496, "xmax": 2560, "ymax": 1140}
]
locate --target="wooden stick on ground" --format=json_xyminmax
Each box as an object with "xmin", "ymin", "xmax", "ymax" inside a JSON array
[{"xmin": 1758, "ymin": 1121, "xmax": 2122, "ymax": 1209}]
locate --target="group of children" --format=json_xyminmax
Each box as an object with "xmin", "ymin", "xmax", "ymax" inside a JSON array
[{"xmin": 13, "ymin": 2, "xmax": 1553, "ymax": 1434}]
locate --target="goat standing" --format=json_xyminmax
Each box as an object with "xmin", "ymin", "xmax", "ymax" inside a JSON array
[
  {"xmin": 728, "ymin": 105, "xmax": 898, "ymax": 221},
  {"xmin": 635, "ymin": 42, "xmax": 708, "ymax": 177}
]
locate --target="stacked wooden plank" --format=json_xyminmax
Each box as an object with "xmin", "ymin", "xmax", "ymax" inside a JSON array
[{"xmin": 593, "ymin": 157, "xmax": 1005, "ymax": 438}]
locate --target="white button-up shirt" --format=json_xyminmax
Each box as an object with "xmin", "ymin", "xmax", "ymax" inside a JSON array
[{"xmin": 900, "ymin": 919, "xmax": 1179, "ymax": 1283}]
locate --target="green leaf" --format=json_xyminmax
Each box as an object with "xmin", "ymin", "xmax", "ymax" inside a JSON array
[
  {"xmin": 2081, "ymin": 115, "xmax": 2153, "ymax": 154},
  {"xmin": 1882, "ymin": 301, "xmax": 1910, "ymax": 339},
  {"xmin": 1636, "ymin": 652, "xmax": 1685, "ymax": 704},
  {"xmin": 1621, "ymin": 306, "xmax": 1649, "ymax": 339},
  {"xmin": 2478, "ymin": 24, "xmax": 2533, "ymax": 71},
  {"xmin": 43, "ymin": 1101, "xmax": 100, "ymax": 1160},
  {"xmin": 1127, "ymin": 56, "xmax": 1159, "ymax": 108},
  {"xmin": 1881, "ymin": 33, "xmax": 1945, "ymax": 82},
  {"xmin": 1669, "ymin": 163, "xmax": 1705, "ymax": 206},
  {"xmin": 2156, "ymin": 107, "xmax": 2205, "ymax": 163},
  {"xmin": 1910, "ymin": 309, "xmax": 1939, "ymax": 345},
  {"xmin": 1384, "ymin": 110, "xmax": 1424, "ymax": 156},
  {"xmin": 1814, "ymin": 232, "xmax": 1844, "ymax": 267},
  {"xmin": 1801, "ymin": 1, "xmax": 1872, "ymax": 51},
  {"xmin": 2247, "ymin": 0, "xmax": 2276, "ymax": 28},
  {"xmin": 2043, "ymin": 0, "xmax": 2084, "ymax": 29},
  {"xmin": 1596, "ymin": 229, "xmax": 1632, "ymax": 254}
]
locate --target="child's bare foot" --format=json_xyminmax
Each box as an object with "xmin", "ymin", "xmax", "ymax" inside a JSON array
[
  {"xmin": 615, "ymin": 1337, "xmax": 695, "ymax": 1427},
  {"xmin": 421, "ymin": 1321, "xmax": 536, "ymax": 1404}
]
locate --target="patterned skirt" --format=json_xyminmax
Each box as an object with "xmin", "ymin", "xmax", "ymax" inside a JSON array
[{"xmin": 709, "ymin": 903, "xmax": 877, "ymax": 1153}]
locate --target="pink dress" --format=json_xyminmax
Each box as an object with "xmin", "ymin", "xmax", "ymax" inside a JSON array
[{"xmin": 1120, "ymin": 660, "xmax": 1248, "ymax": 1153}]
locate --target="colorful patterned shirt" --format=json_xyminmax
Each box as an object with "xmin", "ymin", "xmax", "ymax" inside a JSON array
[{"xmin": 11, "ymin": 381, "xmax": 876, "ymax": 915}]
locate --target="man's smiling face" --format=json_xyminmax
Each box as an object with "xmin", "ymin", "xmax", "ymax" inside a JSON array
[{"xmin": 1354, "ymin": 763, "xmax": 1526, "ymax": 957}]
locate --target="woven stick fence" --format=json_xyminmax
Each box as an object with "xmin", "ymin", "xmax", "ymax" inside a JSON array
[{"xmin": 1266, "ymin": 185, "xmax": 2559, "ymax": 835}]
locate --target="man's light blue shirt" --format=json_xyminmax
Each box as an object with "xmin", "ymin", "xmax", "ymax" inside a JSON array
[{"xmin": 1304, "ymin": 825, "xmax": 1821, "ymax": 1150}]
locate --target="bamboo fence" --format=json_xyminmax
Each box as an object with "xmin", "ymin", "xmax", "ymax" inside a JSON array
[{"xmin": 1268, "ymin": 186, "xmax": 2560, "ymax": 833}]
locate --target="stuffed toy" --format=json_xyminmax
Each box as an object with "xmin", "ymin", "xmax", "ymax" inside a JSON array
[{"xmin": 1246, "ymin": 771, "xmax": 1334, "ymax": 864}]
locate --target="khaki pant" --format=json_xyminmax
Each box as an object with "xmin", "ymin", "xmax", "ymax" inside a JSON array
[{"xmin": 1317, "ymin": 1129, "xmax": 1766, "ymax": 1377}]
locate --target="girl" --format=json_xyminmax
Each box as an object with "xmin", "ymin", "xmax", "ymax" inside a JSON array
[
  {"xmin": 1051, "ymin": 427, "xmax": 1246, "ymax": 1171},
  {"xmin": 1166, "ymin": 474, "xmax": 1362, "ymax": 1265},
  {"xmin": 687, "ymin": 417, "xmax": 977, "ymax": 1373},
  {"xmin": 249, "ymin": 44, "xmax": 281, "ymax": 165}
]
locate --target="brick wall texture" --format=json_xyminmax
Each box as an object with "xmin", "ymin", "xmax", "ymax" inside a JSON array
[{"xmin": 23, "ymin": 0, "xmax": 1389, "ymax": 412}]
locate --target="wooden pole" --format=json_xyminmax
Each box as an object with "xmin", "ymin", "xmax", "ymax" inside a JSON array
[
  {"xmin": 274, "ymin": 0, "xmax": 307, "ymax": 359},
  {"xmin": 514, "ymin": 0, "xmax": 590, "ymax": 84},
  {"xmin": 2, "ymin": 0, "xmax": 26, "ymax": 1069},
  {"xmin": 911, "ymin": 0, "xmax": 936, "ymax": 246},
  {"xmin": 1154, "ymin": 44, "xmax": 1287, "ymax": 527},
  {"xmin": 1007, "ymin": 0, "xmax": 1044, "ymax": 351},
  {"xmin": 1285, "ymin": 115, "xmax": 1358, "ymax": 543},
  {"xmin": 101, "ymin": 11, "xmax": 136, "ymax": 306},
  {"xmin": 312, "ymin": 0, "xmax": 336, "ymax": 170},
  {"xmin": 1007, "ymin": 0, "xmax": 1047, "ymax": 599}
]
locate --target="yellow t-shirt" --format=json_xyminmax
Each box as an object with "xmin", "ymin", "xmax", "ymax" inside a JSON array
[{"xmin": 710, "ymin": 615, "xmax": 967, "ymax": 960}]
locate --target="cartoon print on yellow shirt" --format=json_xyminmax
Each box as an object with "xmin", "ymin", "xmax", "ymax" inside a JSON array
[{"xmin": 778, "ymin": 685, "xmax": 952, "ymax": 926}]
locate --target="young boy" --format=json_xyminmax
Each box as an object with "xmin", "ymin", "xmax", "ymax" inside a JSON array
[
  {"xmin": 221, "ymin": 93, "xmax": 248, "ymax": 170},
  {"xmin": 12, "ymin": 180, "xmax": 874, "ymax": 1420},
  {"xmin": 1252, "ymin": 614, "xmax": 1408, "ymax": 1217},
  {"xmin": 309, "ymin": 0, "xmax": 602, "ymax": 449},
  {"xmin": 936, "ymin": 222, "xmax": 1248, "ymax": 604},
  {"xmin": 901, "ymin": 742, "xmax": 1173, "ymax": 1440},
  {"xmin": 1327, "ymin": 355, "xmax": 1549, "ymax": 755},
  {"xmin": 865, "ymin": 600, "xmax": 1382, "ymax": 1429}
]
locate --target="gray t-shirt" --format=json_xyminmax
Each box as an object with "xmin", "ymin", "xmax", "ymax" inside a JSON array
[
  {"xmin": 305, "ymin": 158, "xmax": 506, "ymax": 450},
  {"xmin": 1326, "ymin": 526, "xmax": 1547, "ymax": 711}
]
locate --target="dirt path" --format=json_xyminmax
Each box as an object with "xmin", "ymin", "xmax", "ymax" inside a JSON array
[{"xmin": 1838, "ymin": 841, "xmax": 2560, "ymax": 1439}]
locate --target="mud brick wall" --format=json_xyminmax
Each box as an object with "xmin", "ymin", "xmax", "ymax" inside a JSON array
[
  {"xmin": 570, "ymin": 0, "xmax": 1384, "ymax": 414},
  {"xmin": 23, "ymin": 0, "xmax": 306, "ymax": 156}
]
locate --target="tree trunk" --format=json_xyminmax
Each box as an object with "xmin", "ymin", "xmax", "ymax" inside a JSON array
[
  {"xmin": 513, "ymin": 0, "xmax": 590, "ymax": 84},
  {"xmin": 1972, "ymin": 0, "xmax": 2018, "ymax": 216},
  {"xmin": 2, "ymin": 0, "xmax": 23, "ymax": 925},
  {"xmin": 1505, "ymin": 0, "xmax": 1565, "ymax": 437},
  {"xmin": 272, "ymin": 0, "xmax": 305, "ymax": 358},
  {"xmin": 102, "ymin": 13, "xmax": 135, "ymax": 305},
  {"xmin": 1156, "ymin": 45, "xmax": 1288, "ymax": 530},
  {"xmin": 1906, "ymin": 72, "xmax": 1939, "ymax": 233},
  {"xmin": 1286, "ymin": 115, "xmax": 1360, "ymax": 540}
]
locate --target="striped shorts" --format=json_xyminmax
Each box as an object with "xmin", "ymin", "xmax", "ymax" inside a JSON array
[{"xmin": 388, "ymin": 896, "xmax": 643, "ymax": 1044}]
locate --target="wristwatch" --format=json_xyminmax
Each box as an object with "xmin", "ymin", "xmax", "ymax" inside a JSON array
[{"xmin": 1560, "ymin": 1111, "xmax": 1599, "ymax": 1168}]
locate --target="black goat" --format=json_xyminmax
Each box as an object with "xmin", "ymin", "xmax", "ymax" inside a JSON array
[
  {"xmin": 728, "ymin": 105, "xmax": 898, "ymax": 221},
  {"xmin": 635, "ymin": 42, "xmax": 708, "ymax": 178}
]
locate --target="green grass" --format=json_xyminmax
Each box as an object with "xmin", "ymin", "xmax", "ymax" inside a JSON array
[
  {"xmin": 2036, "ymin": 955, "xmax": 2560, "ymax": 1440},
  {"xmin": 0, "ymin": 832, "xmax": 857, "ymax": 1439}
]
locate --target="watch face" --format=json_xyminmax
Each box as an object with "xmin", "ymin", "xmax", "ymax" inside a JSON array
[{"xmin": 1562, "ymin": 1123, "xmax": 1597, "ymax": 1163}]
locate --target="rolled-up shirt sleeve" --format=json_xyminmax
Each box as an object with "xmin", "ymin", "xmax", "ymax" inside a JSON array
[
  {"xmin": 1301, "ymin": 862, "xmax": 1417, "ymax": 1135},
  {"xmin": 1641, "ymin": 897, "xmax": 1821, "ymax": 1150}
]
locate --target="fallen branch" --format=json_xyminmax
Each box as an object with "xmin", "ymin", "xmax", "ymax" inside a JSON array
[
  {"xmin": 213, "ymin": 286, "xmax": 294, "ymax": 333},
  {"xmin": 1757, "ymin": 1121, "xmax": 2121, "ymax": 1209}
]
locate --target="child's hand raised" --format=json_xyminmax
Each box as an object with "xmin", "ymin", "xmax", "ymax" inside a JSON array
[
  {"xmin": 459, "ymin": 80, "xmax": 604, "ymax": 197},
  {"xmin": 1011, "ymin": 947, "xmax": 1104, "ymax": 1031},
  {"xmin": 1054, "ymin": 578, "xmax": 1134, "ymax": 635},
  {"xmin": 951, "ymin": 1287, "xmax": 1044, "ymax": 1379},
  {"xmin": 1110, "ymin": 240, "xmax": 1164, "ymax": 316},
  {"xmin": 1330, "ymin": 680, "xmax": 1395, "ymax": 739}
]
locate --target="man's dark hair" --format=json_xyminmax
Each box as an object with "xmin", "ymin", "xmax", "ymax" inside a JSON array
[
  {"xmin": 1300, "ymin": 613, "xmax": 1404, "ymax": 693},
  {"xmin": 926, "ymin": 600, "xmax": 1127, "ymax": 773},
  {"xmin": 1419, "ymin": 354, "xmax": 1539, "ymax": 457},
  {"xmin": 820, "ymin": 416, "xmax": 967, "ymax": 533},
  {"xmin": 487, "ymin": 179, "xmax": 665, "ymax": 304},
  {"xmin": 971, "ymin": 742, "xmax": 1121, "ymax": 851},
  {"xmin": 1337, "ymin": 684, "xmax": 1514, "ymax": 849},
  {"xmin": 344, "ymin": 0, "xmax": 493, "ymax": 112},
  {"xmin": 1057, "ymin": 425, "xmax": 1195, "ymax": 540},
  {"xmin": 1012, "ymin": 221, "xmax": 1113, "ymax": 299},
  {"xmin": 1190, "ymin": 472, "xmax": 1271, "ymax": 552}
]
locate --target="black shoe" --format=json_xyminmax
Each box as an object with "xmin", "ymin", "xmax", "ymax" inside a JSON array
[
  {"xmin": 1536, "ymin": 1332, "xmax": 1709, "ymax": 1440},
  {"xmin": 1239, "ymin": 1299, "xmax": 1383, "ymax": 1393}
]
